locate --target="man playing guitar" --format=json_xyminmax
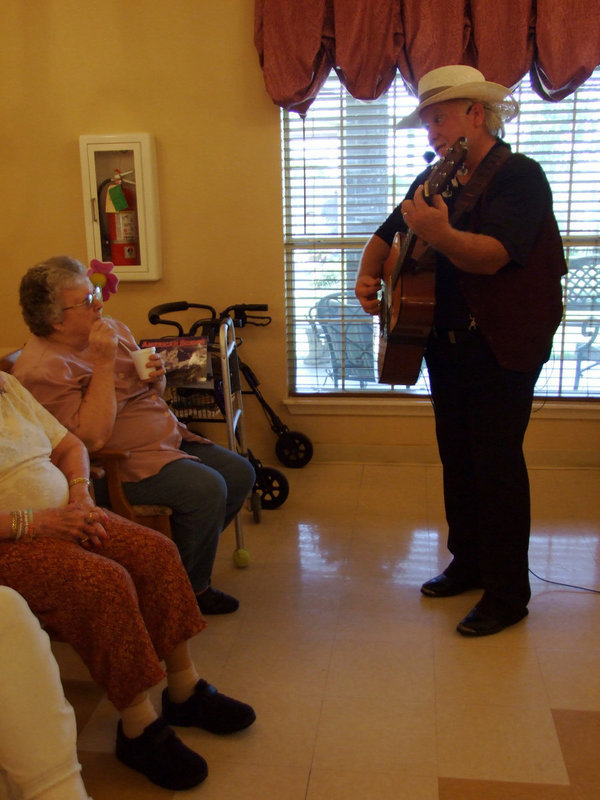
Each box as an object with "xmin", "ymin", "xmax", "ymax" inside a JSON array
[{"xmin": 355, "ymin": 65, "xmax": 566, "ymax": 637}]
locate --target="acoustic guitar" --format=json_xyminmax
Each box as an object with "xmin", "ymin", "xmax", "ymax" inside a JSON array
[{"xmin": 378, "ymin": 138, "xmax": 468, "ymax": 385}]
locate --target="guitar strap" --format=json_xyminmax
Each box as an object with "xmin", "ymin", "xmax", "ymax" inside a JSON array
[{"xmin": 449, "ymin": 143, "xmax": 512, "ymax": 225}]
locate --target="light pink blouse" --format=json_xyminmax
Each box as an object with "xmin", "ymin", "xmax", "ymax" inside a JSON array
[{"xmin": 13, "ymin": 319, "xmax": 209, "ymax": 483}]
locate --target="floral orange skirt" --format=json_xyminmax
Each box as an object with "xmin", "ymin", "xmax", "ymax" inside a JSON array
[{"xmin": 0, "ymin": 510, "xmax": 205, "ymax": 710}]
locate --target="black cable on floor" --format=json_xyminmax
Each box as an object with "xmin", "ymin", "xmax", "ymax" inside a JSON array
[{"xmin": 529, "ymin": 567, "xmax": 600, "ymax": 594}]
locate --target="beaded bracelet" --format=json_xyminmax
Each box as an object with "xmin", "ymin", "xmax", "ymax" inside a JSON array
[{"xmin": 68, "ymin": 477, "xmax": 91, "ymax": 489}]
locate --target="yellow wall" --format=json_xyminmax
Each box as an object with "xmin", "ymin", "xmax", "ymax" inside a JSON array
[{"xmin": 1, "ymin": 1, "xmax": 598, "ymax": 466}]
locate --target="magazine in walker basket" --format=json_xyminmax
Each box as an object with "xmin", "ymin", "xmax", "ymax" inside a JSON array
[{"xmin": 139, "ymin": 336, "xmax": 210, "ymax": 387}]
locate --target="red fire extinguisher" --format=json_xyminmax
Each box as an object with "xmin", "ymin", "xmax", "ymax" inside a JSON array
[{"xmin": 105, "ymin": 169, "xmax": 140, "ymax": 266}]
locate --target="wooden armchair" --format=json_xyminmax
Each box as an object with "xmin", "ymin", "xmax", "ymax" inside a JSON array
[
  {"xmin": 90, "ymin": 449, "xmax": 172, "ymax": 536},
  {"xmin": 0, "ymin": 349, "xmax": 20, "ymax": 374},
  {"xmin": 1, "ymin": 349, "xmax": 172, "ymax": 537}
]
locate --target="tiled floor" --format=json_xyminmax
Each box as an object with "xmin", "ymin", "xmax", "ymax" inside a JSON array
[{"xmin": 55, "ymin": 463, "xmax": 600, "ymax": 799}]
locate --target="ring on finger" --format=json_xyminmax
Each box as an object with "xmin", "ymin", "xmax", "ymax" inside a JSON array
[{"xmin": 80, "ymin": 536, "xmax": 90, "ymax": 545}]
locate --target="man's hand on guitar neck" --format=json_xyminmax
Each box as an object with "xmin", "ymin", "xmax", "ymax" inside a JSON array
[
  {"xmin": 402, "ymin": 185, "xmax": 510, "ymax": 275},
  {"xmin": 401, "ymin": 185, "xmax": 449, "ymax": 246}
]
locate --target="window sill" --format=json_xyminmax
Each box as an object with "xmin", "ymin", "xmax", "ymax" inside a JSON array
[{"xmin": 284, "ymin": 395, "xmax": 600, "ymax": 420}]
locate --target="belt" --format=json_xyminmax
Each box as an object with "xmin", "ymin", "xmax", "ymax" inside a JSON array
[{"xmin": 433, "ymin": 327, "xmax": 480, "ymax": 344}]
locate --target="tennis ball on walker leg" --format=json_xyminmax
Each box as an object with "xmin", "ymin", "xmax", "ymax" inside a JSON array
[{"xmin": 233, "ymin": 548, "xmax": 250, "ymax": 568}]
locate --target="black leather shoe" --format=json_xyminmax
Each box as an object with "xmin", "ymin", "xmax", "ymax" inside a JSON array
[
  {"xmin": 457, "ymin": 606, "xmax": 528, "ymax": 637},
  {"xmin": 420, "ymin": 573, "xmax": 480, "ymax": 598},
  {"xmin": 197, "ymin": 586, "xmax": 239, "ymax": 615}
]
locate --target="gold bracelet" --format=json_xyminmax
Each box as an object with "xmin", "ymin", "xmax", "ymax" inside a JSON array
[
  {"xmin": 68, "ymin": 477, "xmax": 91, "ymax": 489},
  {"xmin": 10, "ymin": 511, "xmax": 20, "ymax": 540},
  {"xmin": 22, "ymin": 509, "xmax": 35, "ymax": 543},
  {"xmin": 10, "ymin": 509, "xmax": 35, "ymax": 542},
  {"xmin": 17, "ymin": 510, "xmax": 25, "ymax": 540}
]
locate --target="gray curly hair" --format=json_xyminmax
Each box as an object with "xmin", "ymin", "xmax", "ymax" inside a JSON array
[
  {"xmin": 456, "ymin": 98, "xmax": 515, "ymax": 139},
  {"xmin": 20, "ymin": 256, "xmax": 87, "ymax": 337},
  {"xmin": 481, "ymin": 100, "xmax": 516, "ymax": 138}
]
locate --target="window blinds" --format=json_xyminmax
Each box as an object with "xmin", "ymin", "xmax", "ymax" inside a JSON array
[{"xmin": 282, "ymin": 69, "xmax": 600, "ymax": 398}]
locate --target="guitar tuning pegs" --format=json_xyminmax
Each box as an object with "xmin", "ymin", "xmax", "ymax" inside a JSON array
[{"xmin": 442, "ymin": 186, "xmax": 453, "ymax": 198}]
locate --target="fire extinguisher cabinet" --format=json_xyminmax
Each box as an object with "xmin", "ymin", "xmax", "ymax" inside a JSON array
[{"xmin": 79, "ymin": 133, "xmax": 162, "ymax": 281}]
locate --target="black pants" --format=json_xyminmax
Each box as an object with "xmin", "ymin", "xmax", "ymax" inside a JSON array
[{"xmin": 425, "ymin": 332, "xmax": 542, "ymax": 617}]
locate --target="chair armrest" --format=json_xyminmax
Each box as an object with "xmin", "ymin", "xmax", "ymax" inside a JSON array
[
  {"xmin": 90, "ymin": 448, "xmax": 172, "ymax": 538},
  {"xmin": 91, "ymin": 448, "xmax": 133, "ymax": 460},
  {"xmin": 90, "ymin": 448, "xmax": 137, "ymax": 519}
]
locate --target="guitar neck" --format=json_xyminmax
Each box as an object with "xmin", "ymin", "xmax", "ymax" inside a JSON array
[{"xmin": 387, "ymin": 138, "xmax": 467, "ymax": 292}]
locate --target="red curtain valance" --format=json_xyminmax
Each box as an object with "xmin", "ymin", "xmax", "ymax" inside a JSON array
[{"xmin": 254, "ymin": 0, "xmax": 600, "ymax": 115}]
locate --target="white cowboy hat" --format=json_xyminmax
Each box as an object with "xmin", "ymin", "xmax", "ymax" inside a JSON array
[{"xmin": 396, "ymin": 65, "xmax": 519, "ymax": 129}]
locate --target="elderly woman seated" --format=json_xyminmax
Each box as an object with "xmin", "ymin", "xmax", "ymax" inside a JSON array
[
  {"xmin": 0, "ymin": 371, "xmax": 255, "ymax": 792},
  {"xmin": 14, "ymin": 255, "xmax": 255, "ymax": 615}
]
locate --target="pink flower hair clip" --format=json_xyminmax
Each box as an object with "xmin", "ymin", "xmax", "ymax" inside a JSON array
[{"xmin": 87, "ymin": 259, "xmax": 119, "ymax": 301}]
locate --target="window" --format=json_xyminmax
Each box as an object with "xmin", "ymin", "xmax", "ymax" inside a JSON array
[{"xmin": 282, "ymin": 68, "xmax": 600, "ymax": 399}]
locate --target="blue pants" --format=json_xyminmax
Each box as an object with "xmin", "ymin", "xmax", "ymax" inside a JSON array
[
  {"xmin": 121, "ymin": 442, "xmax": 255, "ymax": 593},
  {"xmin": 425, "ymin": 333, "xmax": 542, "ymax": 617}
]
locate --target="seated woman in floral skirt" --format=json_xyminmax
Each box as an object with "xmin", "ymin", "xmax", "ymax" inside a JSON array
[{"xmin": 0, "ymin": 371, "xmax": 255, "ymax": 792}]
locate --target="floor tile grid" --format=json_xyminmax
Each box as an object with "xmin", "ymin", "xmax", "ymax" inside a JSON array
[{"xmin": 52, "ymin": 463, "xmax": 600, "ymax": 799}]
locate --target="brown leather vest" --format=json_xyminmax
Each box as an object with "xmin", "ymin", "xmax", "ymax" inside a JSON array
[{"xmin": 460, "ymin": 174, "xmax": 567, "ymax": 372}]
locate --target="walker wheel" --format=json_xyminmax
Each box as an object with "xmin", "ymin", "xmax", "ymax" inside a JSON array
[
  {"xmin": 275, "ymin": 430, "xmax": 313, "ymax": 468},
  {"xmin": 255, "ymin": 466, "xmax": 289, "ymax": 509},
  {"xmin": 233, "ymin": 548, "xmax": 250, "ymax": 568}
]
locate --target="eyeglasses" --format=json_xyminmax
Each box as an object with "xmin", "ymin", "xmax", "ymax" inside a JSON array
[{"xmin": 62, "ymin": 285, "xmax": 103, "ymax": 311}]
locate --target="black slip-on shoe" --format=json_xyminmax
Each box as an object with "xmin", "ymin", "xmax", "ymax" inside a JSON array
[
  {"xmin": 197, "ymin": 586, "xmax": 239, "ymax": 614},
  {"xmin": 162, "ymin": 679, "xmax": 256, "ymax": 734},
  {"xmin": 116, "ymin": 717, "xmax": 208, "ymax": 790}
]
